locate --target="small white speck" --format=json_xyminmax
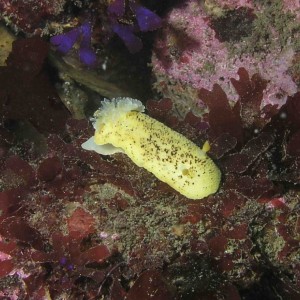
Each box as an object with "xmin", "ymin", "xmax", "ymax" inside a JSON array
[{"xmin": 279, "ymin": 112, "xmax": 287, "ymax": 119}]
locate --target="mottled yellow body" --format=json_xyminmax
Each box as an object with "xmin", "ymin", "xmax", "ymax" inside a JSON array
[{"xmin": 92, "ymin": 109, "xmax": 221, "ymax": 200}]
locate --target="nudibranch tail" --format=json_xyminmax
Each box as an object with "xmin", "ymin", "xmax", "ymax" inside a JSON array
[{"xmin": 82, "ymin": 97, "xmax": 221, "ymax": 200}]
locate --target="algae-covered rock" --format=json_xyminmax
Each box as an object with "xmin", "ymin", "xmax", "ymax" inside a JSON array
[{"xmin": 0, "ymin": 25, "xmax": 16, "ymax": 66}]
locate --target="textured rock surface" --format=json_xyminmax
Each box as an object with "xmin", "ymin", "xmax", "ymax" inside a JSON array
[{"xmin": 152, "ymin": 0, "xmax": 300, "ymax": 115}]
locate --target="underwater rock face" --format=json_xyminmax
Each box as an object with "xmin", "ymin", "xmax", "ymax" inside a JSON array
[
  {"xmin": 0, "ymin": 37, "xmax": 70, "ymax": 133},
  {"xmin": 0, "ymin": 0, "xmax": 67, "ymax": 33},
  {"xmin": 152, "ymin": 0, "xmax": 300, "ymax": 115},
  {"xmin": 0, "ymin": 2, "xmax": 300, "ymax": 298},
  {"xmin": 0, "ymin": 67, "xmax": 300, "ymax": 299}
]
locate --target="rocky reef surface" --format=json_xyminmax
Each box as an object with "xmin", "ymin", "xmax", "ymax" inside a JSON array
[
  {"xmin": 152, "ymin": 0, "xmax": 300, "ymax": 116},
  {"xmin": 0, "ymin": 1, "xmax": 299, "ymax": 299}
]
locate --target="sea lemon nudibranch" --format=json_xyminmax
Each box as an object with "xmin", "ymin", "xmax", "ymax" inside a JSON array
[{"xmin": 82, "ymin": 97, "xmax": 221, "ymax": 200}]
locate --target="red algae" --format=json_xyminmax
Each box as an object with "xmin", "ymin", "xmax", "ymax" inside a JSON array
[
  {"xmin": 125, "ymin": 270, "xmax": 174, "ymax": 300},
  {"xmin": 0, "ymin": 0, "xmax": 66, "ymax": 33},
  {"xmin": 67, "ymin": 207, "xmax": 96, "ymax": 240},
  {"xmin": 37, "ymin": 156, "xmax": 63, "ymax": 182},
  {"xmin": 0, "ymin": 38, "xmax": 70, "ymax": 133}
]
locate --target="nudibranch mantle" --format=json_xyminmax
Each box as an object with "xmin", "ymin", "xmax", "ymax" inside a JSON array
[{"xmin": 82, "ymin": 97, "xmax": 221, "ymax": 200}]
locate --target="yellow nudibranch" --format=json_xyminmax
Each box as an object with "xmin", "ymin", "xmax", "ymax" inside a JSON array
[{"xmin": 82, "ymin": 97, "xmax": 221, "ymax": 200}]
